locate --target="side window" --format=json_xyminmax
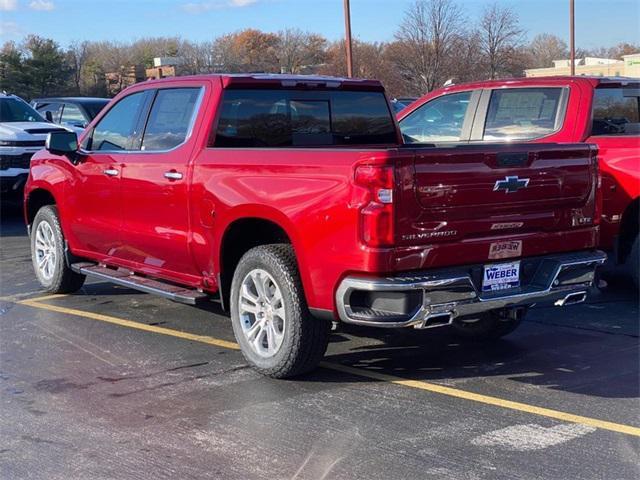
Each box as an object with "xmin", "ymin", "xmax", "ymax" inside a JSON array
[
  {"xmin": 591, "ymin": 87, "xmax": 640, "ymax": 136},
  {"xmin": 60, "ymin": 103, "xmax": 87, "ymax": 126},
  {"xmin": 483, "ymin": 88, "xmax": 565, "ymax": 141},
  {"xmin": 141, "ymin": 88, "xmax": 201, "ymax": 151},
  {"xmin": 89, "ymin": 92, "xmax": 146, "ymax": 151},
  {"xmin": 400, "ymin": 92, "xmax": 472, "ymax": 143},
  {"xmin": 36, "ymin": 102, "xmax": 62, "ymax": 122}
]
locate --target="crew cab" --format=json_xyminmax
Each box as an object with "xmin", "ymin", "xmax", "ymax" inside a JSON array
[
  {"xmin": 0, "ymin": 94, "xmax": 67, "ymax": 198},
  {"xmin": 398, "ymin": 76, "xmax": 639, "ymax": 286},
  {"xmin": 25, "ymin": 74, "xmax": 605, "ymax": 378}
]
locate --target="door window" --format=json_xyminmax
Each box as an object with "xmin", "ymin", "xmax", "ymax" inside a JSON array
[
  {"xmin": 88, "ymin": 91, "xmax": 147, "ymax": 151},
  {"xmin": 483, "ymin": 88, "xmax": 565, "ymax": 141},
  {"xmin": 591, "ymin": 87, "xmax": 640, "ymax": 136},
  {"xmin": 400, "ymin": 92, "xmax": 472, "ymax": 143},
  {"xmin": 35, "ymin": 102, "xmax": 63, "ymax": 123},
  {"xmin": 60, "ymin": 103, "xmax": 87, "ymax": 127},
  {"xmin": 141, "ymin": 88, "xmax": 202, "ymax": 151}
]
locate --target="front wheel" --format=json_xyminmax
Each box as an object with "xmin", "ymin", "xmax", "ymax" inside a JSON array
[
  {"xmin": 451, "ymin": 307, "xmax": 526, "ymax": 340},
  {"xmin": 230, "ymin": 244, "xmax": 330, "ymax": 378},
  {"xmin": 31, "ymin": 205, "xmax": 85, "ymax": 293}
]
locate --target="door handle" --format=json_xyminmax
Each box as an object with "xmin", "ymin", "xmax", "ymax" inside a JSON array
[
  {"xmin": 164, "ymin": 171, "xmax": 183, "ymax": 181},
  {"xmin": 103, "ymin": 168, "xmax": 119, "ymax": 176}
]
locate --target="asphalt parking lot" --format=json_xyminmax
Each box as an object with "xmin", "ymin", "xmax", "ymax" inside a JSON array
[{"xmin": 1, "ymin": 204, "xmax": 639, "ymax": 480}]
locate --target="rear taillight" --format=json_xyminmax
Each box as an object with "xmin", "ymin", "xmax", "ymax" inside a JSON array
[
  {"xmin": 593, "ymin": 154, "xmax": 602, "ymax": 226},
  {"xmin": 354, "ymin": 165, "xmax": 394, "ymax": 247}
]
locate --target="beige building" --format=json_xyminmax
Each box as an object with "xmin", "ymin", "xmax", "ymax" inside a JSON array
[
  {"xmin": 525, "ymin": 53, "xmax": 640, "ymax": 78},
  {"xmin": 145, "ymin": 57, "xmax": 187, "ymax": 80},
  {"xmin": 105, "ymin": 65, "xmax": 146, "ymax": 96}
]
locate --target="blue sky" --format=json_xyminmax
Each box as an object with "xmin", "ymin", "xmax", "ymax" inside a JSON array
[{"xmin": 1, "ymin": 0, "xmax": 638, "ymax": 50}]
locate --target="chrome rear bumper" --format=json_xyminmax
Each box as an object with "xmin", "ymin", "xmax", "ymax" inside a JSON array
[{"xmin": 335, "ymin": 250, "xmax": 606, "ymax": 328}]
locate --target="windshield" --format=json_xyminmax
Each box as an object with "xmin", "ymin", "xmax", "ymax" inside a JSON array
[{"xmin": 0, "ymin": 98, "xmax": 47, "ymax": 123}]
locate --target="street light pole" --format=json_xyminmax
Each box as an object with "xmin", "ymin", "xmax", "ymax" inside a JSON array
[
  {"xmin": 344, "ymin": 0, "xmax": 354, "ymax": 78},
  {"xmin": 570, "ymin": 0, "xmax": 575, "ymax": 75}
]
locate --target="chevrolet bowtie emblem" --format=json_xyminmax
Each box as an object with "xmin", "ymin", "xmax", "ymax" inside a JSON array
[{"xmin": 493, "ymin": 176, "xmax": 530, "ymax": 193}]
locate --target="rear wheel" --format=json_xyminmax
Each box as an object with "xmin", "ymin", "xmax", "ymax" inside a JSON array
[
  {"xmin": 230, "ymin": 244, "xmax": 330, "ymax": 378},
  {"xmin": 624, "ymin": 235, "xmax": 639, "ymax": 289},
  {"xmin": 30, "ymin": 205, "xmax": 85, "ymax": 293},
  {"xmin": 451, "ymin": 307, "xmax": 526, "ymax": 340}
]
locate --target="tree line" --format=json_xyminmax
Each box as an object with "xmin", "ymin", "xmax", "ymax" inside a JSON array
[{"xmin": 1, "ymin": 0, "xmax": 638, "ymax": 100}]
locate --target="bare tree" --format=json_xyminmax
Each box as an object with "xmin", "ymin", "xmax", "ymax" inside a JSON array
[
  {"xmin": 479, "ymin": 3, "xmax": 524, "ymax": 79},
  {"xmin": 586, "ymin": 42, "xmax": 640, "ymax": 60},
  {"xmin": 446, "ymin": 29, "xmax": 483, "ymax": 84},
  {"xmin": 67, "ymin": 40, "xmax": 89, "ymax": 93},
  {"xmin": 392, "ymin": 0, "xmax": 465, "ymax": 93},
  {"xmin": 320, "ymin": 40, "xmax": 407, "ymax": 95},
  {"xmin": 527, "ymin": 33, "xmax": 568, "ymax": 68},
  {"xmin": 276, "ymin": 28, "xmax": 326, "ymax": 74}
]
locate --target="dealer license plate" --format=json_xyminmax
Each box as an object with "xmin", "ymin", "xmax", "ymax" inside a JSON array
[{"xmin": 482, "ymin": 261, "xmax": 520, "ymax": 292}]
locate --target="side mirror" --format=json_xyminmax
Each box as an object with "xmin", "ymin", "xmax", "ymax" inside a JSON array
[
  {"xmin": 45, "ymin": 131, "xmax": 83, "ymax": 164},
  {"xmin": 45, "ymin": 110, "xmax": 54, "ymax": 122}
]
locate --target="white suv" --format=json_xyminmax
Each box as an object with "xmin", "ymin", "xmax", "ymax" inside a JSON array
[{"xmin": 0, "ymin": 94, "xmax": 67, "ymax": 199}]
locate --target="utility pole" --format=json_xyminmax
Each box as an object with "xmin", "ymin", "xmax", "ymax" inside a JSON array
[
  {"xmin": 570, "ymin": 0, "xmax": 575, "ymax": 75},
  {"xmin": 343, "ymin": 0, "xmax": 354, "ymax": 78}
]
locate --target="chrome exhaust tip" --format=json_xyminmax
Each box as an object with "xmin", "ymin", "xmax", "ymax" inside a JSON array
[
  {"xmin": 414, "ymin": 311, "xmax": 455, "ymax": 329},
  {"xmin": 554, "ymin": 291, "xmax": 587, "ymax": 307}
]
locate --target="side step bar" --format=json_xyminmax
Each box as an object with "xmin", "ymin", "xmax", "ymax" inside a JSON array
[{"xmin": 71, "ymin": 263, "xmax": 209, "ymax": 305}]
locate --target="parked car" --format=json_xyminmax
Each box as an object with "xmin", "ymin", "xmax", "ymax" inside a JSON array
[
  {"xmin": 398, "ymin": 76, "xmax": 639, "ymax": 286},
  {"xmin": 31, "ymin": 97, "xmax": 109, "ymax": 132},
  {"xmin": 0, "ymin": 93, "xmax": 68, "ymax": 199},
  {"xmin": 25, "ymin": 74, "xmax": 605, "ymax": 378},
  {"xmin": 390, "ymin": 97, "xmax": 419, "ymax": 115}
]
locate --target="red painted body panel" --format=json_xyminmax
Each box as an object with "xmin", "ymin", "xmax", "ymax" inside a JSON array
[
  {"xmin": 399, "ymin": 76, "xmax": 639, "ymax": 253},
  {"xmin": 25, "ymin": 74, "xmax": 601, "ymax": 316}
]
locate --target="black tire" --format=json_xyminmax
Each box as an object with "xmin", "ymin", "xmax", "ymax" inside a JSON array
[
  {"xmin": 31, "ymin": 205, "xmax": 86, "ymax": 294},
  {"xmin": 625, "ymin": 235, "xmax": 639, "ymax": 290},
  {"xmin": 451, "ymin": 308, "xmax": 525, "ymax": 340},
  {"xmin": 230, "ymin": 244, "xmax": 330, "ymax": 378}
]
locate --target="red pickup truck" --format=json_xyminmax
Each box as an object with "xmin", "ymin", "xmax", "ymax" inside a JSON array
[
  {"xmin": 25, "ymin": 74, "xmax": 605, "ymax": 378},
  {"xmin": 399, "ymin": 76, "xmax": 639, "ymax": 286}
]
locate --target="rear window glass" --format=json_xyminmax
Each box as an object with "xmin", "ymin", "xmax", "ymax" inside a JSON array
[
  {"xmin": 483, "ymin": 88, "xmax": 565, "ymax": 141},
  {"xmin": 213, "ymin": 89, "xmax": 396, "ymax": 147},
  {"xmin": 592, "ymin": 87, "xmax": 640, "ymax": 136}
]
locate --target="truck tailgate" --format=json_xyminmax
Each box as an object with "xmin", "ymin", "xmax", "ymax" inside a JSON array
[{"xmin": 395, "ymin": 143, "xmax": 599, "ymax": 251}]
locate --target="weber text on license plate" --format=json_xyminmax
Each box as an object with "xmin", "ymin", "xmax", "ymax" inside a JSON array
[{"xmin": 482, "ymin": 261, "xmax": 520, "ymax": 292}]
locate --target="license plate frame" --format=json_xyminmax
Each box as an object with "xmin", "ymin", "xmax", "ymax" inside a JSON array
[{"xmin": 482, "ymin": 261, "xmax": 521, "ymax": 292}]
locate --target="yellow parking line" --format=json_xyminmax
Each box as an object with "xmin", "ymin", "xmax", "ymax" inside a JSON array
[
  {"xmin": 16, "ymin": 297, "xmax": 640, "ymax": 437},
  {"xmin": 320, "ymin": 362, "xmax": 640, "ymax": 437},
  {"xmin": 0, "ymin": 292, "xmax": 66, "ymax": 303},
  {"xmin": 17, "ymin": 298, "xmax": 240, "ymax": 350},
  {"xmin": 24, "ymin": 293, "xmax": 69, "ymax": 303}
]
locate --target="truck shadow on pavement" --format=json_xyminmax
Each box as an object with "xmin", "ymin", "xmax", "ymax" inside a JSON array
[{"xmin": 325, "ymin": 292, "xmax": 639, "ymax": 400}]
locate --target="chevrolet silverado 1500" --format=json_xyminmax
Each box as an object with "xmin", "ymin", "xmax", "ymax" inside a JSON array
[
  {"xmin": 25, "ymin": 74, "xmax": 605, "ymax": 377},
  {"xmin": 399, "ymin": 76, "xmax": 638, "ymax": 285}
]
